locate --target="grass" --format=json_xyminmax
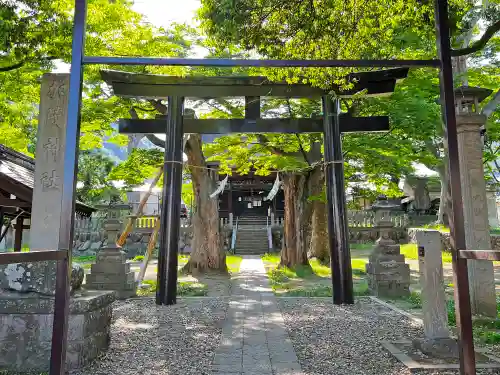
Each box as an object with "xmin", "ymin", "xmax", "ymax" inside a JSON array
[
  {"xmin": 137, "ymin": 280, "xmax": 208, "ymax": 297},
  {"xmin": 400, "ymin": 243, "xmax": 453, "ymax": 263},
  {"xmin": 394, "ymin": 290, "xmax": 500, "ymax": 345},
  {"xmin": 73, "ymin": 255, "xmax": 96, "ymax": 263},
  {"xmin": 262, "ymin": 252, "xmax": 369, "ymax": 297},
  {"xmin": 226, "ymin": 254, "xmax": 243, "ymax": 274},
  {"xmin": 421, "ymin": 223, "xmax": 450, "ymax": 233},
  {"xmin": 350, "ymin": 243, "xmax": 375, "ymax": 250}
]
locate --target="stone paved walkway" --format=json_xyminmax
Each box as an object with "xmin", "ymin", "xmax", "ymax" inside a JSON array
[{"xmin": 211, "ymin": 256, "xmax": 303, "ymax": 375}]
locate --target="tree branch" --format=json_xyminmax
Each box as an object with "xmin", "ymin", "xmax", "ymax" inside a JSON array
[
  {"xmin": 148, "ymin": 99, "xmax": 168, "ymax": 114},
  {"xmin": 0, "ymin": 56, "xmax": 60, "ymax": 72},
  {"xmin": 129, "ymin": 107, "xmax": 166, "ymax": 148},
  {"xmin": 0, "ymin": 61, "xmax": 25, "ymax": 72},
  {"xmin": 295, "ymin": 134, "xmax": 310, "ymax": 165},
  {"xmin": 481, "ymin": 89, "xmax": 500, "ymax": 118},
  {"xmin": 451, "ymin": 18, "xmax": 500, "ymax": 56}
]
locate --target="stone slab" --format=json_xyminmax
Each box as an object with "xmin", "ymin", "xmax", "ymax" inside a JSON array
[
  {"xmin": 0, "ymin": 290, "xmax": 115, "ymax": 314},
  {"xmin": 0, "ymin": 290, "xmax": 115, "ymax": 372},
  {"xmin": 212, "ymin": 257, "xmax": 302, "ymax": 375},
  {"xmin": 382, "ymin": 340, "xmax": 500, "ymax": 370}
]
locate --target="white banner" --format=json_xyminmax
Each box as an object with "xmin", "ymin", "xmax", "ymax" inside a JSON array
[
  {"xmin": 264, "ymin": 173, "xmax": 281, "ymax": 201},
  {"xmin": 210, "ymin": 174, "xmax": 229, "ymax": 199}
]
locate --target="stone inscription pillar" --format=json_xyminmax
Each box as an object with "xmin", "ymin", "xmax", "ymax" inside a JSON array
[
  {"xmin": 457, "ymin": 114, "xmax": 497, "ymax": 317},
  {"xmin": 416, "ymin": 230, "xmax": 449, "ymax": 339},
  {"xmin": 31, "ymin": 73, "xmax": 70, "ymax": 251}
]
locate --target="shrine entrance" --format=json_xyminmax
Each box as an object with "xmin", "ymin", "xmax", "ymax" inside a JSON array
[{"xmin": 100, "ymin": 68, "xmax": 408, "ymax": 306}]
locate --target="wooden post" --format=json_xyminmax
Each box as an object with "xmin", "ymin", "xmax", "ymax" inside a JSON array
[
  {"xmin": 228, "ymin": 183, "xmax": 233, "ymax": 220},
  {"xmin": 14, "ymin": 216, "xmax": 24, "ymax": 252}
]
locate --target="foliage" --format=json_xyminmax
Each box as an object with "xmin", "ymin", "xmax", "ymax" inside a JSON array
[
  {"xmin": 0, "ymin": 0, "xmax": 71, "ymax": 71},
  {"xmin": 137, "ymin": 280, "xmax": 208, "ymax": 297},
  {"xmin": 400, "ymin": 243, "xmax": 453, "ymax": 263},
  {"xmin": 226, "ymin": 255, "xmax": 243, "ymax": 274},
  {"xmin": 182, "ymin": 182, "xmax": 195, "ymax": 207},
  {"xmin": 76, "ymin": 150, "xmax": 122, "ymax": 205},
  {"xmin": 109, "ymin": 149, "xmax": 164, "ymax": 187},
  {"xmin": 1, "ymin": 0, "xmax": 195, "ymax": 158}
]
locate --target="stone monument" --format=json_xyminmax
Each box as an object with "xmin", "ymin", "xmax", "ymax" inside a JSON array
[
  {"xmin": 486, "ymin": 190, "xmax": 499, "ymax": 228},
  {"xmin": 86, "ymin": 205, "xmax": 137, "ymax": 299},
  {"xmin": 0, "ymin": 74, "xmax": 115, "ymax": 372},
  {"xmin": 412, "ymin": 230, "xmax": 458, "ymax": 359},
  {"xmin": 456, "ymin": 86, "xmax": 497, "ymax": 317},
  {"xmin": 366, "ymin": 196, "xmax": 410, "ymax": 297}
]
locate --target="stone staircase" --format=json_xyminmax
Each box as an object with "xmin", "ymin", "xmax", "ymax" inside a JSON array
[{"xmin": 235, "ymin": 216, "xmax": 270, "ymax": 255}]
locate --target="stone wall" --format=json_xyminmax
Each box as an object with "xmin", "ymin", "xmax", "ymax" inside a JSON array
[
  {"xmin": 0, "ymin": 290, "xmax": 115, "ymax": 372},
  {"xmin": 73, "ymin": 228, "xmax": 195, "ymax": 258},
  {"xmin": 407, "ymin": 228, "xmax": 500, "ymax": 251},
  {"xmin": 72, "ymin": 226, "xmax": 236, "ymax": 258},
  {"xmin": 349, "ymin": 228, "xmax": 407, "ymax": 244},
  {"xmin": 269, "ymin": 226, "xmax": 407, "ymax": 249}
]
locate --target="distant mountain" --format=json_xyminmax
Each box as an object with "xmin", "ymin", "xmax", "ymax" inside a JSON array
[{"xmin": 101, "ymin": 124, "xmax": 158, "ymax": 163}]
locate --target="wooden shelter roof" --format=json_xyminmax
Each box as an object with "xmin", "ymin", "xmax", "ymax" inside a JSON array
[{"xmin": 0, "ymin": 144, "xmax": 95, "ymax": 217}]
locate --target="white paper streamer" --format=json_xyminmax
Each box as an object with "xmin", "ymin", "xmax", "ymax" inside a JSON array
[
  {"xmin": 210, "ymin": 174, "xmax": 229, "ymax": 199},
  {"xmin": 264, "ymin": 173, "xmax": 281, "ymax": 201}
]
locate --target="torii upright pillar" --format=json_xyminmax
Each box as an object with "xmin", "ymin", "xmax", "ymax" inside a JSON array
[
  {"xmin": 156, "ymin": 96, "xmax": 185, "ymax": 306},
  {"xmin": 323, "ymin": 96, "xmax": 354, "ymax": 305}
]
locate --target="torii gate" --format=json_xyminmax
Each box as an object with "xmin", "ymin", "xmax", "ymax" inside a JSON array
[{"xmin": 100, "ymin": 68, "xmax": 409, "ymax": 306}]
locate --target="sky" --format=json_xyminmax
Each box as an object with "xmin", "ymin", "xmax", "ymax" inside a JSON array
[{"xmin": 132, "ymin": 0, "xmax": 201, "ymax": 28}]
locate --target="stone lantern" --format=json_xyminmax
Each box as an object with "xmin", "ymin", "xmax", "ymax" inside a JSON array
[
  {"xmin": 454, "ymin": 86, "xmax": 492, "ymax": 115},
  {"xmin": 371, "ymin": 195, "xmax": 400, "ymax": 227},
  {"xmin": 365, "ymin": 195, "xmax": 410, "ymax": 298},
  {"xmin": 86, "ymin": 203, "xmax": 136, "ymax": 299},
  {"xmin": 454, "ymin": 85, "xmax": 497, "ymax": 317}
]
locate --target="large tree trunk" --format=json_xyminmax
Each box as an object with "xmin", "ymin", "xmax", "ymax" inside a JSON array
[
  {"xmin": 280, "ymin": 173, "xmax": 311, "ymax": 269},
  {"xmin": 182, "ymin": 134, "xmax": 227, "ymax": 274},
  {"xmin": 307, "ymin": 166, "xmax": 329, "ymax": 263}
]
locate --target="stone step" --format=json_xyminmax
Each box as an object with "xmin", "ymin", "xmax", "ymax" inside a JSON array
[{"xmin": 236, "ymin": 241, "xmax": 268, "ymax": 245}]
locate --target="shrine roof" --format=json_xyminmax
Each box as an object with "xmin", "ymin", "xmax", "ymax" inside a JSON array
[{"xmin": 0, "ymin": 144, "xmax": 94, "ymax": 217}]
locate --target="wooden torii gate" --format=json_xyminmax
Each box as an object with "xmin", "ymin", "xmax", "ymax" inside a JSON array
[{"xmin": 100, "ymin": 67, "xmax": 409, "ymax": 306}]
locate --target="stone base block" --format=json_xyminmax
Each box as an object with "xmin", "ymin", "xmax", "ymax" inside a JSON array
[
  {"xmin": 86, "ymin": 255, "xmax": 137, "ymax": 299},
  {"xmin": 0, "ymin": 290, "xmax": 115, "ymax": 372},
  {"xmin": 382, "ymin": 340, "xmax": 500, "ymax": 370},
  {"xmin": 412, "ymin": 337, "xmax": 459, "ymax": 360},
  {"xmin": 90, "ymin": 262, "xmax": 131, "ymax": 274},
  {"xmin": 86, "ymin": 280, "xmax": 137, "ymax": 299},
  {"xmin": 368, "ymin": 279, "xmax": 410, "ymax": 298}
]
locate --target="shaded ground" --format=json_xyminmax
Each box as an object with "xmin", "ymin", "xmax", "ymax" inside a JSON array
[
  {"xmin": 78, "ymin": 254, "xmax": 243, "ymax": 297},
  {"xmin": 70, "ymin": 298, "xmax": 228, "ymax": 375},
  {"xmin": 278, "ymin": 297, "xmax": 500, "ymax": 375}
]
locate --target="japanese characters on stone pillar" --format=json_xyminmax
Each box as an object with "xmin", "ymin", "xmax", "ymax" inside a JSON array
[
  {"xmin": 455, "ymin": 86, "xmax": 497, "ymax": 317},
  {"xmin": 31, "ymin": 73, "xmax": 70, "ymax": 252}
]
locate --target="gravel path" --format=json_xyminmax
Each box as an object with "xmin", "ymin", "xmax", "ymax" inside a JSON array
[
  {"xmin": 277, "ymin": 297, "xmax": 500, "ymax": 375},
  {"xmin": 71, "ymin": 297, "xmax": 228, "ymax": 375}
]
